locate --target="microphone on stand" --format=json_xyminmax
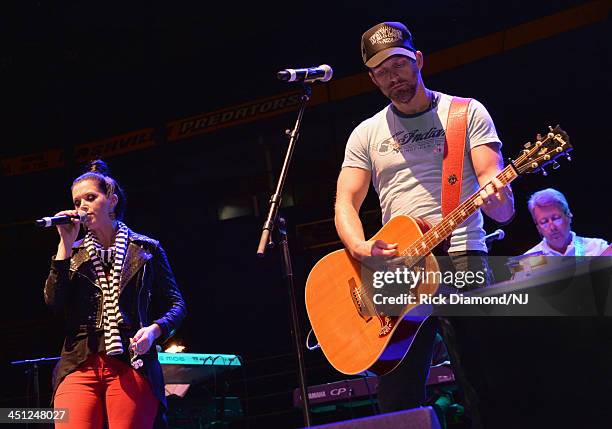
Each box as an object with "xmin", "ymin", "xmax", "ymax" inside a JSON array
[
  {"xmin": 277, "ymin": 64, "xmax": 333, "ymax": 83},
  {"xmin": 35, "ymin": 212, "xmax": 87, "ymax": 228},
  {"xmin": 484, "ymin": 229, "xmax": 505, "ymax": 243}
]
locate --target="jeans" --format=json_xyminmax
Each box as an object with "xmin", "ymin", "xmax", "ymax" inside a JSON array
[
  {"xmin": 54, "ymin": 353, "xmax": 158, "ymax": 429},
  {"xmin": 377, "ymin": 250, "xmax": 492, "ymax": 428}
]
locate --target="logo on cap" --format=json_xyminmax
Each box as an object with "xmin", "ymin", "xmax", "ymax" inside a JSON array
[
  {"xmin": 361, "ymin": 22, "xmax": 416, "ymax": 68},
  {"xmin": 369, "ymin": 25, "xmax": 403, "ymax": 45}
]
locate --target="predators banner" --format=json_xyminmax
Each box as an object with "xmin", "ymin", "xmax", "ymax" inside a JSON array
[
  {"xmin": 1, "ymin": 149, "xmax": 65, "ymax": 176},
  {"xmin": 74, "ymin": 128, "xmax": 155, "ymax": 162},
  {"xmin": 166, "ymin": 91, "xmax": 302, "ymax": 142},
  {"xmin": 2, "ymin": 0, "xmax": 608, "ymax": 176}
]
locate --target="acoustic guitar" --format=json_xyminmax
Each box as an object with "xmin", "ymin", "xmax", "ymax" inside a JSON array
[{"xmin": 305, "ymin": 126, "xmax": 571, "ymax": 375}]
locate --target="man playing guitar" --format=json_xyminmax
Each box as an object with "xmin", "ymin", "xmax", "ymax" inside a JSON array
[{"xmin": 334, "ymin": 21, "xmax": 514, "ymax": 427}]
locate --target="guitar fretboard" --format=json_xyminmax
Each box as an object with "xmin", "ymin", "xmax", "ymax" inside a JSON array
[{"xmin": 402, "ymin": 164, "xmax": 518, "ymax": 259}]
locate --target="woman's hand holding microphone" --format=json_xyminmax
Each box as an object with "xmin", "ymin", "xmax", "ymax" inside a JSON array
[{"xmin": 55, "ymin": 210, "xmax": 84, "ymax": 259}]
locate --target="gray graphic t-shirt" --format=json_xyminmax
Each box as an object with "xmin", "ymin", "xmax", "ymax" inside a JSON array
[{"xmin": 342, "ymin": 91, "xmax": 501, "ymax": 252}]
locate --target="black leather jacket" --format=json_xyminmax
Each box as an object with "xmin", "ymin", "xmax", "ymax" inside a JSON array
[{"xmin": 44, "ymin": 229, "xmax": 186, "ymax": 426}]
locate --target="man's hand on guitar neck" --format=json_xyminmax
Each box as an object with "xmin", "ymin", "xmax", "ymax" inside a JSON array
[
  {"xmin": 474, "ymin": 176, "xmax": 514, "ymax": 223},
  {"xmin": 350, "ymin": 239, "xmax": 399, "ymax": 261},
  {"xmin": 471, "ymin": 143, "xmax": 515, "ymax": 224}
]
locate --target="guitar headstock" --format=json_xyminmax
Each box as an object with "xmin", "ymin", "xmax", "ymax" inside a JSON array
[{"xmin": 512, "ymin": 125, "xmax": 572, "ymax": 176}]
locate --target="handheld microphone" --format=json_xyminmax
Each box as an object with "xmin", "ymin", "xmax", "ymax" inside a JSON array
[
  {"xmin": 484, "ymin": 229, "xmax": 505, "ymax": 242},
  {"xmin": 36, "ymin": 212, "xmax": 87, "ymax": 228},
  {"xmin": 277, "ymin": 64, "xmax": 333, "ymax": 83}
]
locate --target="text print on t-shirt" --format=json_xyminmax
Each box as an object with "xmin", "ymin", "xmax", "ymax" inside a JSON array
[{"xmin": 377, "ymin": 127, "xmax": 445, "ymax": 156}]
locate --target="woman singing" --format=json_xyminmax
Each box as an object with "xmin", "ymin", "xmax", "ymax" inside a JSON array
[{"xmin": 44, "ymin": 160, "xmax": 186, "ymax": 428}]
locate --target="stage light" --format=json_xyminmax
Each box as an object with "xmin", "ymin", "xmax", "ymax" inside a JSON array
[{"xmin": 165, "ymin": 344, "xmax": 186, "ymax": 353}]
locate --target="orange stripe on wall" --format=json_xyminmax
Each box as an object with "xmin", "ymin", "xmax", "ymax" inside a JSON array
[
  {"xmin": 505, "ymin": 0, "xmax": 611, "ymax": 50},
  {"xmin": 74, "ymin": 128, "xmax": 156, "ymax": 162},
  {"xmin": 1, "ymin": 149, "xmax": 65, "ymax": 176},
  {"xmin": 3, "ymin": 0, "xmax": 610, "ymax": 176}
]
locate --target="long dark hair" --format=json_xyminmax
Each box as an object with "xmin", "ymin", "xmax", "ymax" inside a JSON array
[{"xmin": 72, "ymin": 160, "xmax": 127, "ymax": 221}]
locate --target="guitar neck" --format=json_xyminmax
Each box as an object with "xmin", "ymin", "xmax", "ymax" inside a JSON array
[{"xmin": 402, "ymin": 164, "xmax": 519, "ymax": 257}]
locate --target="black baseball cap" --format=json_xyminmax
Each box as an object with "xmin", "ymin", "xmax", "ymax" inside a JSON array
[{"xmin": 361, "ymin": 22, "xmax": 416, "ymax": 68}]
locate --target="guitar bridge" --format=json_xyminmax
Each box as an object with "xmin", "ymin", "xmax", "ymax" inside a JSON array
[
  {"xmin": 348, "ymin": 278, "xmax": 397, "ymax": 336},
  {"xmin": 348, "ymin": 278, "xmax": 372, "ymax": 322}
]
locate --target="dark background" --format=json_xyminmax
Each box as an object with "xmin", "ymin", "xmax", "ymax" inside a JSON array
[{"xmin": 0, "ymin": 1, "xmax": 610, "ymax": 428}]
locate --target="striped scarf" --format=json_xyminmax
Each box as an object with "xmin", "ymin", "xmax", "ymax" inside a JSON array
[{"xmin": 84, "ymin": 221, "xmax": 129, "ymax": 356}]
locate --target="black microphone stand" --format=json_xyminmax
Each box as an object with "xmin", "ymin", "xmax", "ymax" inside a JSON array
[
  {"xmin": 11, "ymin": 356, "xmax": 60, "ymax": 429},
  {"xmin": 257, "ymin": 83, "xmax": 312, "ymax": 427}
]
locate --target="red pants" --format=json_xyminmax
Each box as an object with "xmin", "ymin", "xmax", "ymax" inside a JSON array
[{"xmin": 54, "ymin": 353, "xmax": 158, "ymax": 429}]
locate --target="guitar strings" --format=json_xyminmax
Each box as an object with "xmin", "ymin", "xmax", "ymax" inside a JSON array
[
  {"xmin": 400, "ymin": 136, "xmax": 559, "ymax": 258},
  {"xmin": 401, "ymin": 166, "xmax": 516, "ymax": 258},
  {"xmin": 352, "ymin": 134, "xmax": 564, "ymax": 300}
]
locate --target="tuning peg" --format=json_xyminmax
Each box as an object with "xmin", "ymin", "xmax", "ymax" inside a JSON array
[
  {"xmin": 566, "ymin": 155, "xmax": 572, "ymax": 162},
  {"xmin": 552, "ymin": 161, "xmax": 560, "ymax": 170},
  {"xmin": 524, "ymin": 142, "xmax": 532, "ymax": 149}
]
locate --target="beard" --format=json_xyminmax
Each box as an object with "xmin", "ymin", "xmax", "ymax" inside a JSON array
[{"xmin": 388, "ymin": 81, "xmax": 417, "ymax": 104}]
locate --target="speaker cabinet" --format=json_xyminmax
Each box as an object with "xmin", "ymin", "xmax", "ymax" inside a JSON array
[{"xmin": 303, "ymin": 406, "xmax": 441, "ymax": 429}]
